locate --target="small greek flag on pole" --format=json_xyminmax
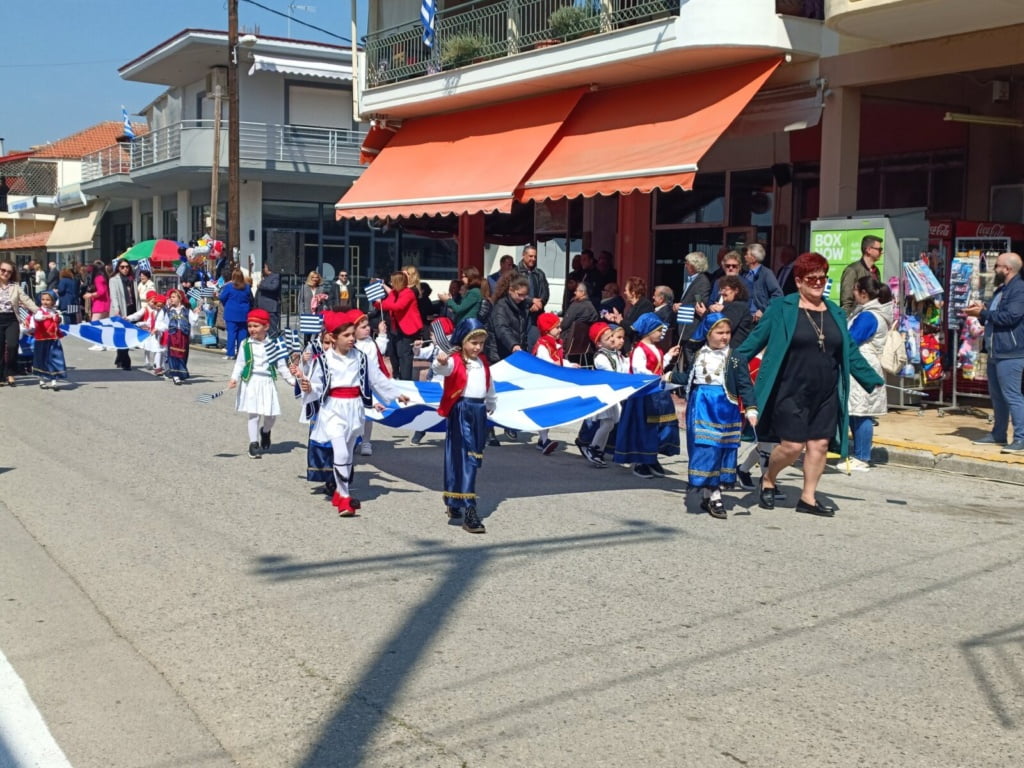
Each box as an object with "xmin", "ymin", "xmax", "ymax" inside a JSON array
[
  {"xmin": 264, "ymin": 335, "xmax": 291, "ymax": 366},
  {"xmin": 421, "ymin": 0, "xmax": 436, "ymax": 48},
  {"xmin": 187, "ymin": 287, "xmax": 203, "ymax": 302},
  {"xmin": 676, "ymin": 305, "xmax": 696, "ymax": 324},
  {"xmin": 283, "ymin": 328, "xmax": 302, "ymax": 352},
  {"xmin": 122, "ymin": 106, "xmax": 135, "ymax": 140},
  {"xmin": 365, "ymin": 280, "xmax": 387, "ymax": 303},
  {"xmin": 824, "ymin": 277, "xmax": 834, "ymax": 297},
  {"xmin": 430, "ymin": 319, "xmax": 452, "ymax": 354},
  {"xmin": 299, "ymin": 314, "xmax": 324, "ymax": 334}
]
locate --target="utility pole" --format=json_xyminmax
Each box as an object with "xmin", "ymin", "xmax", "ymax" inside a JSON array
[
  {"xmin": 228, "ymin": 0, "xmax": 241, "ymax": 262},
  {"xmin": 209, "ymin": 84, "xmax": 222, "ymax": 240}
]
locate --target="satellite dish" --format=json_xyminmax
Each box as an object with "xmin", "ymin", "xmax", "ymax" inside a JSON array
[{"xmin": 320, "ymin": 263, "xmax": 336, "ymax": 281}]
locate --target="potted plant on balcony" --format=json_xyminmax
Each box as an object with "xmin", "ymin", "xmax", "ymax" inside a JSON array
[
  {"xmin": 440, "ymin": 32, "xmax": 489, "ymax": 69},
  {"xmin": 548, "ymin": 3, "xmax": 600, "ymax": 42}
]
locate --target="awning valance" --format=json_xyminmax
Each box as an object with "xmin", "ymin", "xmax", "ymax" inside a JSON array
[
  {"xmin": 336, "ymin": 88, "xmax": 585, "ymax": 221},
  {"xmin": 248, "ymin": 55, "xmax": 352, "ymax": 81},
  {"xmin": 46, "ymin": 200, "xmax": 108, "ymax": 253},
  {"xmin": 0, "ymin": 232, "xmax": 50, "ymax": 251},
  {"xmin": 517, "ymin": 58, "xmax": 782, "ymax": 203}
]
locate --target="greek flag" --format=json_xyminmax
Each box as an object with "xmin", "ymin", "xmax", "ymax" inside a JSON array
[
  {"xmin": 824, "ymin": 277, "xmax": 834, "ymax": 297},
  {"xmin": 421, "ymin": 0, "xmax": 436, "ymax": 48},
  {"xmin": 430, "ymin": 319, "xmax": 452, "ymax": 354},
  {"xmin": 122, "ymin": 106, "xmax": 135, "ymax": 140},
  {"xmin": 187, "ymin": 285, "xmax": 216, "ymax": 301},
  {"xmin": 299, "ymin": 314, "xmax": 324, "ymax": 334},
  {"xmin": 676, "ymin": 305, "xmax": 696, "ymax": 324},
  {"xmin": 367, "ymin": 351, "xmax": 662, "ymax": 433},
  {"xmin": 61, "ymin": 317, "xmax": 149, "ymax": 349},
  {"xmin": 365, "ymin": 280, "xmax": 387, "ymax": 303},
  {"xmin": 282, "ymin": 328, "xmax": 302, "ymax": 352},
  {"xmin": 264, "ymin": 335, "xmax": 291, "ymax": 366}
]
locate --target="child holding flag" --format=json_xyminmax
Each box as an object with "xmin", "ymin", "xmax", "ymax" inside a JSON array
[
  {"xmin": 163, "ymin": 288, "xmax": 199, "ymax": 384},
  {"xmin": 28, "ymin": 290, "xmax": 67, "ymax": 389},
  {"xmin": 353, "ymin": 310, "xmax": 391, "ymax": 457}
]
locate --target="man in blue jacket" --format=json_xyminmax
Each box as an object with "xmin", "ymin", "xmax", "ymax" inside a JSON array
[{"xmin": 965, "ymin": 252, "xmax": 1024, "ymax": 452}]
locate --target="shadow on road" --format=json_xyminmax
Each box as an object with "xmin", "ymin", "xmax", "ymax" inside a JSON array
[{"xmin": 961, "ymin": 621, "xmax": 1024, "ymax": 728}]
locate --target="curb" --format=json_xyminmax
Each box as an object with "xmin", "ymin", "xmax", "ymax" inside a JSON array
[{"xmin": 873, "ymin": 443, "xmax": 1024, "ymax": 485}]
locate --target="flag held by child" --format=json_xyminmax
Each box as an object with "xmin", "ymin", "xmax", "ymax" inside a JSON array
[
  {"xmin": 676, "ymin": 305, "xmax": 696, "ymax": 324},
  {"xmin": 365, "ymin": 280, "xmax": 387, "ymax": 303},
  {"xmin": 299, "ymin": 314, "xmax": 324, "ymax": 334}
]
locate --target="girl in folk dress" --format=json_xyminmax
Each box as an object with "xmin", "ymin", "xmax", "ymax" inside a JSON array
[
  {"xmin": 126, "ymin": 292, "xmax": 167, "ymax": 373},
  {"xmin": 613, "ymin": 313, "xmax": 680, "ymax": 478},
  {"xmin": 531, "ymin": 311, "xmax": 578, "ymax": 455},
  {"xmin": 432, "ymin": 318, "xmax": 497, "ymax": 534},
  {"xmin": 29, "ymin": 290, "xmax": 67, "ymax": 389},
  {"xmin": 578, "ymin": 322, "xmax": 627, "ymax": 468},
  {"xmin": 352, "ymin": 310, "xmax": 391, "ymax": 457},
  {"xmin": 298, "ymin": 310, "xmax": 408, "ymax": 517},
  {"xmin": 163, "ymin": 288, "xmax": 200, "ymax": 384},
  {"xmin": 228, "ymin": 308, "xmax": 297, "ymax": 459}
]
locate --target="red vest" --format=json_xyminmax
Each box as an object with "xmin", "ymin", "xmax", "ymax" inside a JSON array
[
  {"xmin": 438, "ymin": 354, "xmax": 491, "ymax": 417},
  {"xmin": 532, "ymin": 335, "xmax": 564, "ymax": 365},
  {"xmin": 630, "ymin": 342, "xmax": 663, "ymax": 375},
  {"xmin": 33, "ymin": 311, "xmax": 61, "ymax": 341}
]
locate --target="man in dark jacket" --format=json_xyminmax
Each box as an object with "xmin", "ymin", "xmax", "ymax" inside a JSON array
[
  {"xmin": 964, "ymin": 252, "xmax": 1024, "ymax": 452},
  {"xmin": 255, "ymin": 261, "xmax": 282, "ymax": 335},
  {"xmin": 516, "ymin": 245, "xmax": 549, "ymax": 348}
]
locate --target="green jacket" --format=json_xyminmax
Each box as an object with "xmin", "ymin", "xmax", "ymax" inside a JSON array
[{"xmin": 733, "ymin": 294, "xmax": 884, "ymax": 457}]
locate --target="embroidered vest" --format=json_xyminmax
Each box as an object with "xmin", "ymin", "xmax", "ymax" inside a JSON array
[
  {"xmin": 34, "ymin": 311, "xmax": 61, "ymax": 341},
  {"xmin": 532, "ymin": 335, "xmax": 564, "ymax": 365},
  {"xmin": 318, "ymin": 348, "xmax": 374, "ymax": 408},
  {"xmin": 631, "ymin": 342, "xmax": 663, "ymax": 375},
  {"xmin": 240, "ymin": 339, "xmax": 277, "ymax": 382},
  {"xmin": 438, "ymin": 354, "xmax": 491, "ymax": 417},
  {"xmin": 595, "ymin": 348, "xmax": 621, "ymax": 372}
]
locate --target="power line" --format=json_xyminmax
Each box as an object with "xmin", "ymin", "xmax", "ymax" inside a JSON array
[{"xmin": 240, "ymin": 0, "xmax": 350, "ymax": 43}]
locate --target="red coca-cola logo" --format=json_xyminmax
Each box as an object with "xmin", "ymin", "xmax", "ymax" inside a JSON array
[
  {"xmin": 974, "ymin": 222, "xmax": 1006, "ymax": 237},
  {"xmin": 930, "ymin": 221, "xmax": 952, "ymax": 238}
]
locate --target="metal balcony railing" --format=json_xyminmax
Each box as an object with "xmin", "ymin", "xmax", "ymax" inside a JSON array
[
  {"xmin": 366, "ymin": 0, "xmax": 683, "ymax": 88},
  {"xmin": 81, "ymin": 120, "xmax": 368, "ymax": 182}
]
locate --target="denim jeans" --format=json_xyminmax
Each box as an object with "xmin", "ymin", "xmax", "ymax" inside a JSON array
[
  {"xmin": 988, "ymin": 357, "xmax": 1024, "ymax": 444},
  {"xmin": 849, "ymin": 415, "xmax": 874, "ymax": 462}
]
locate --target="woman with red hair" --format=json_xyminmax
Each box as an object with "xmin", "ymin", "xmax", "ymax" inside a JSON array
[{"xmin": 733, "ymin": 252, "xmax": 883, "ymax": 516}]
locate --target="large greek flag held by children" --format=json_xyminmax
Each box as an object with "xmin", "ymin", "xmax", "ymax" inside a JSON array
[
  {"xmin": 368, "ymin": 351, "xmax": 662, "ymax": 433},
  {"xmin": 61, "ymin": 318, "xmax": 151, "ymax": 349}
]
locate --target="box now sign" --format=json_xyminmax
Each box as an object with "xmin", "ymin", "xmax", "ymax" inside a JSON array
[{"xmin": 809, "ymin": 227, "xmax": 884, "ymax": 303}]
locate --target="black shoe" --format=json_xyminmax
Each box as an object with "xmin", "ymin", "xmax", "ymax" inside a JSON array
[
  {"xmin": 462, "ymin": 507, "xmax": 486, "ymax": 533},
  {"xmin": 503, "ymin": 428, "xmax": 518, "ymax": 440},
  {"xmin": 759, "ymin": 478, "xmax": 775, "ymax": 510},
  {"xmin": 446, "ymin": 506, "xmax": 463, "ymax": 520},
  {"xmin": 260, "ymin": 429, "xmax": 271, "ymax": 450},
  {"xmin": 700, "ymin": 498, "xmax": 728, "ymax": 519},
  {"xmin": 574, "ymin": 437, "xmax": 588, "ymax": 457},
  {"xmin": 248, "ymin": 442, "xmax": 261, "ymax": 459},
  {"xmin": 737, "ymin": 469, "xmax": 755, "ymax": 490},
  {"xmin": 487, "ymin": 437, "xmax": 501, "ymax": 447},
  {"xmin": 632, "ymin": 464, "xmax": 654, "ymax": 479},
  {"xmin": 796, "ymin": 498, "xmax": 836, "ymax": 517},
  {"xmin": 649, "ymin": 460, "xmax": 666, "ymax": 477},
  {"xmin": 411, "ymin": 431, "xmax": 425, "ymax": 445}
]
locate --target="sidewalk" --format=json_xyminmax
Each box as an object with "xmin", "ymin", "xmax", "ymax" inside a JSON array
[{"xmin": 871, "ymin": 405, "xmax": 1024, "ymax": 483}]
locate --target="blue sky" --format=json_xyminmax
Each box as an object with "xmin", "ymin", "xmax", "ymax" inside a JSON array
[{"xmin": 2, "ymin": 0, "xmax": 368, "ymax": 152}]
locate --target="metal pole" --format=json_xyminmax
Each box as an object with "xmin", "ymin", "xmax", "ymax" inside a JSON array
[
  {"xmin": 228, "ymin": 0, "xmax": 241, "ymax": 263},
  {"xmin": 209, "ymin": 84, "xmax": 222, "ymax": 240},
  {"xmin": 351, "ymin": 0, "xmax": 360, "ymax": 122}
]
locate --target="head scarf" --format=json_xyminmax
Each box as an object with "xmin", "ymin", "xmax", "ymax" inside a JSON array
[
  {"xmin": 631, "ymin": 312, "xmax": 666, "ymax": 339},
  {"xmin": 691, "ymin": 311, "xmax": 731, "ymax": 343},
  {"xmin": 451, "ymin": 317, "xmax": 487, "ymax": 348}
]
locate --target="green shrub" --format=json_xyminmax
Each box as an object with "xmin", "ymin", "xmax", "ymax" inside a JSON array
[{"xmin": 440, "ymin": 32, "xmax": 489, "ymax": 68}]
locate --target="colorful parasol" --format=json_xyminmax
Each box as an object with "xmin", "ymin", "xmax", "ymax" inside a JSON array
[{"xmin": 119, "ymin": 239, "xmax": 184, "ymax": 265}]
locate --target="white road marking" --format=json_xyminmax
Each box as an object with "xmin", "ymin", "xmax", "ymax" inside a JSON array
[{"xmin": 0, "ymin": 648, "xmax": 73, "ymax": 768}]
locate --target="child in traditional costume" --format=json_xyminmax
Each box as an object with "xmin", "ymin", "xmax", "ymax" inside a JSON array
[
  {"xmin": 410, "ymin": 316, "xmax": 454, "ymax": 445},
  {"xmin": 432, "ymin": 318, "xmax": 496, "ymax": 534},
  {"xmin": 298, "ymin": 310, "xmax": 408, "ymax": 517},
  {"xmin": 665, "ymin": 312, "xmax": 758, "ymax": 519},
  {"xmin": 298, "ymin": 327, "xmax": 334, "ymax": 497},
  {"xmin": 531, "ymin": 311, "xmax": 574, "ymax": 455},
  {"xmin": 163, "ymin": 288, "xmax": 198, "ymax": 384},
  {"xmin": 228, "ymin": 308, "xmax": 297, "ymax": 459},
  {"xmin": 578, "ymin": 321, "xmax": 626, "ymax": 467},
  {"xmin": 127, "ymin": 291, "xmax": 167, "ymax": 373},
  {"xmin": 29, "ymin": 290, "xmax": 66, "ymax": 389},
  {"xmin": 353, "ymin": 311, "xmax": 391, "ymax": 457},
  {"xmin": 613, "ymin": 312, "xmax": 680, "ymax": 478}
]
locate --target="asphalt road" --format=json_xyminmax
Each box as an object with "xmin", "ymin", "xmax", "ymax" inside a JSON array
[{"xmin": 1, "ymin": 343, "xmax": 1023, "ymax": 767}]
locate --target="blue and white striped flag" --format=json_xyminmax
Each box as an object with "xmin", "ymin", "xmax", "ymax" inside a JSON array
[
  {"xmin": 122, "ymin": 106, "xmax": 135, "ymax": 140},
  {"xmin": 17, "ymin": 307, "xmax": 30, "ymax": 324},
  {"xmin": 299, "ymin": 314, "xmax": 324, "ymax": 334},
  {"xmin": 61, "ymin": 317, "xmax": 149, "ymax": 349},
  {"xmin": 264, "ymin": 335, "xmax": 291, "ymax": 366},
  {"xmin": 365, "ymin": 280, "xmax": 387, "ymax": 303},
  {"xmin": 421, "ymin": 0, "xmax": 436, "ymax": 48},
  {"xmin": 367, "ymin": 351, "xmax": 662, "ymax": 434},
  {"xmin": 134, "ymin": 258, "xmax": 152, "ymax": 274},
  {"xmin": 187, "ymin": 285, "xmax": 216, "ymax": 301},
  {"xmin": 282, "ymin": 328, "xmax": 302, "ymax": 352},
  {"xmin": 676, "ymin": 305, "xmax": 696, "ymax": 324},
  {"xmin": 824, "ymin": 277, "xmax": 834, "ymax": 297}
]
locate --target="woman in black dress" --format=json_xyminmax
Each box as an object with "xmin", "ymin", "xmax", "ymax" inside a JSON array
[{"xmin": 733, "ymin": 252, "xmax": 883, "ymax": 516}]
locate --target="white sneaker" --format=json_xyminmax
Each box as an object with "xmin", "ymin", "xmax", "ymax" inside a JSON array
[
  {"xmin": 846, "ymin": 457, "xmax": 871, "ymax": 472},
  {"xmin": 359, "ymin": 442, "xmax": 373, "ymax": 457},
  {"xmin": 87, "ymin": 344, "xmax": 105, "ymax": 351}
]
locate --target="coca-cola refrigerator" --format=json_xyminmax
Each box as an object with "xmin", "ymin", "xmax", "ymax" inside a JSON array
[{"xmin": 929, "ymin": 219, "xmax": 1024, "ymax": 407}]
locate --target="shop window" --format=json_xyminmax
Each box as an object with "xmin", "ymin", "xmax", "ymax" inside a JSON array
[
  {"xmin": 655, "ymin": 173, "xmax": 726, "ymax": 226},
  {"xmin": 653, "ymin": 228, "xmax": 723, "ymax": 289},
  {"xmin": 191, "ymin": 204, "xmax": 226, "ymax": 237},
  {"xmin": 262, "ymin": 200, "xmax": 319, "ymax": 230},
  {"xmin": 140, "ymin": 212, "xmax": 154, "ymax": 241},
  {"xmin": 930, "ymin": 166, "xmax": 964, "ymax": 216},
  {"xmin": 882, "ymin": 168, "xmax": 928, "ymax": 209},
  {"xmin": 729, "ymin": 169, "xmax": 774, "ymax": 227},
  {"xmin": 162, "ymin": 209, "xmax": 178, "ymax": 240},
  {"xmin": 857, "ymin": 169, "xmax": 881, "ymax": 210}
]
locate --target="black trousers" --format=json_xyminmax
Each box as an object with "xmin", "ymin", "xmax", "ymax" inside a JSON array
[{"xmin": 0, "ymin": 313, "xmax": 18, "ymax": 380}]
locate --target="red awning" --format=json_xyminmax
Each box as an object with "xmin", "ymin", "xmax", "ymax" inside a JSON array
[
  {"xmin": 336, "ymin": 88, "xmax": 585, "ymax": 220},
  {"xmin": 517, "ymin": 58, "xmax": 782, "ymax": 203},
  {"xmin": 359, "ymin": 120, "xmax": 400, "ymax": 165}
]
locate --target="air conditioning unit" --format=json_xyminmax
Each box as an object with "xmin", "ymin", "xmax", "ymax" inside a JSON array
[
  {"xmin": 991, "ymin": 184, "xmax": 1024, "ymax": 224},
  {"xmin": 206, "ymin": 67, "xmax": 228, "ymax": 94}
]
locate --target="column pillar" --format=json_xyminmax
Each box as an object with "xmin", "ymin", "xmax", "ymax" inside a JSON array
[
  {"xmin": 615, "ymin": 193, "xmax": 652, "ymax": 288},
  {"xmin": 152, "ymin": 195, "xmax": 162, "ymax": 239},
  {"xmin": 819, "ymin": 86, "xmax": 861, "ymax": 217},
  {"xmin": 131, "ymin": 200, "xmax": 142, "ymax": 244},
  {"xmin": 176, "ymin": 189, "xmax": 190, "ymax": 242},
  {"xmin": 457, "ymin": 212, "xmax": 486, "ymax": 273}
]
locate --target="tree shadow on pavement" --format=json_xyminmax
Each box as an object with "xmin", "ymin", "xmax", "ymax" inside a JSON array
[{"xmin": 960, "ymin": 621, "xmax": 1024, "ymax": 728}]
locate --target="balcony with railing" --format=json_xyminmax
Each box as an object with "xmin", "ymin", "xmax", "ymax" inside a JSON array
[
  {"xmin": 81, "ymin": 120, "xmax": 369, "ymax": 189},
  {"xmin": 366, "ymin": 0, "xmax": 824, "ymax": 89},
  {"xmin": 825, "ymin": 0, "xmax": 1018, "ymax": 44}
]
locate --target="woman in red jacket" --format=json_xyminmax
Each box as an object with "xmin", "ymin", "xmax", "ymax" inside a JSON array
[{"xmin": 381, "ymin": 270, "xmax": 424, "ymax": 380}]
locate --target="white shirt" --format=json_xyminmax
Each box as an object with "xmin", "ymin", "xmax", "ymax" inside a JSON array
[{"xmin": 432, "ymin": 354, "xmax": 497, "ymax": 410}]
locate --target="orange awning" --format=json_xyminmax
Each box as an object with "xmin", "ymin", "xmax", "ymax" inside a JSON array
[
  {"xmin": 517, "ymin": 58, "xmax": 782, "ymax": 203},
  {"xmin": 359, "ymin": 120, "xmax": 400, "ymax": 165},
  {"xmin": 337, "ymin": 88, "xmax": 585, "ymax": 220}
]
